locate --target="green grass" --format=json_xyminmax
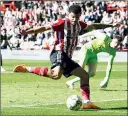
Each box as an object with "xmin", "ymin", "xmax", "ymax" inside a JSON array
[{"xmin": 1, "ymin": 60, "xmax": 127, "ymax": 116}]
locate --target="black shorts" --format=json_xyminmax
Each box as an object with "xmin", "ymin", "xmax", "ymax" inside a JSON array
[{"xmin": 50, "ymin": 50, "xmax": 80, "ymax": 77}]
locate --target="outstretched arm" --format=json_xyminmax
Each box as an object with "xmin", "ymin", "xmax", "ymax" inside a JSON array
[
  {"xmin": 86, "ymin": 23, "xmax": 113, "ymax": 31},
  {"xmin": 22, "ymin": 19, "xmax": 64, "ymax": 35},
  {"xmin": 100, "ymin": 54, "xmax": 116, "ymax": 88},
  {"xmin": 106, "ymin": 54, "xmax": 115, "ymax": 78},
  {"xmin": 79, "ymin": 30, "xmax": 106, "ymax": 39},
  {"xmin": 22, "ymin": 25, "xmax": 51, "ymax": 35}
]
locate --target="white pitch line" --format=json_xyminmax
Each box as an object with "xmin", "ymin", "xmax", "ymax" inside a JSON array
[
  {"xmin": 98, "ymin": 110, "xmax": 127, "ymax": 113},
  {"xmin": 2, "ymin": 98, "xmax": 126, "ymax": 108},
  {"xmin": 93, "ymin": 98, "xmax": 127, "ymax": 102},
  {"xmin": 1, "ymin": 71, "xmax": 14, "ymax": 73}
]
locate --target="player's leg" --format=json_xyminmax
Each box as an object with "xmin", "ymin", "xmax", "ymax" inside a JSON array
[
  {"xmin": 55, "ymin": 53, "xmax": 99, "ymax": 109},
  {"xmin": 70, "ymin": 53, "xmax": 100, "ymax": 109},
  {"xmin": 87, "ymin": 53, "xmax": 98, "ymax": 78},
  {"xmin": 66, "ymin": 45, "xmax": 87, "ymax": 89},
  {"xmin": 13, "ymin": 64, "xmax": 63, "ymax": 79},
  {"xmin": 66, "ymin": 63, "xmax": 85, "ymax": 89},
  {"xmin": 13, "ymin": 50, "xmax": 64, "ymax": 80},
  {"xmin": 70, "ymin": 67, "xmax": 100, "ymax": 109},
  {"xmin": 87, "ymin": 63, "xmax": 97, "ymax": 78}
]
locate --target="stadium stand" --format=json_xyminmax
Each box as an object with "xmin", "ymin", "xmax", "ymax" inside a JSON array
[{"xmin": 1, "ymin": 0, "xmax": 128, "ymax": 51}]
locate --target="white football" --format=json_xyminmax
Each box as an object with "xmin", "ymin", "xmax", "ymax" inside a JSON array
[{"xmin": 66, "ymin": 95, "xmax": 82, "ymax": 110}]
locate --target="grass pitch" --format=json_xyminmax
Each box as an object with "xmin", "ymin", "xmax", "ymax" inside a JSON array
[{"xmin": 1, "ymin": 60, "xmax": 127, "ymax": 116}]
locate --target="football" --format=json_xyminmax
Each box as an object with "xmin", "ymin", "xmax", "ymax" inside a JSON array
[{"xmin": 66, "ymin": 95, "xmax": 82, "ymax": 110}]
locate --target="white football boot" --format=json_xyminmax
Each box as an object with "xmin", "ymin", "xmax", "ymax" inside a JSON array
[
  {"xmin": 1, "ymin": 66, "xmax": 5, "ymax": 72},
  {"xmin": 66, "ymin": 81, "xmax": 74, "ymax": 89}
]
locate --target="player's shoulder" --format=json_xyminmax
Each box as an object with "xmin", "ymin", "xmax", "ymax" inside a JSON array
[
  {"xmin": 78, "ymin": 20, "xmax": 87, "ymax": 29},
  {"xmin": 110, "ymin": 48, "xmax": 116, "ymax": 56},
  {"xmin": 51, "ymin": 18, "xmax": 65, "ymax": 29},
  {"xmin": 107, "ymin": 45, "xmax": 116, "ymax": 55},
  {"xmin": 52, "ymin": 18, "xmax": 65, "ymax": 25},
  {"xmin": 53, "ymin": 18, "xmax": 65, "ymax": 24},
  {"xmin": 79, "ymin": 20, "xmax": 87, "ymax": 25}
]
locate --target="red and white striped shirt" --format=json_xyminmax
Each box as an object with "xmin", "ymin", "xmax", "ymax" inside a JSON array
[{"xmin": 51, "ymin": 18, "xmax": 87, "ymax": 57}]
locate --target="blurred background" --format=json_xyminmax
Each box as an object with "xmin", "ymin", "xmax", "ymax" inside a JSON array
[{"xmin": 0, "ymin": 0, "xmax": 128, "ymax": 51}]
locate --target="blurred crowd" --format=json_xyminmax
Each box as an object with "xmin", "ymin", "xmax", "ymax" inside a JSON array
[{"xmin": 1, "ymin": 0, "xmax": 128, "ymax": 51}]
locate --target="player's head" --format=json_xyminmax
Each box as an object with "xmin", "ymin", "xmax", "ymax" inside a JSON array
[
  {"xmin": 110, "ymin": 34, "xmax": 123, "ymax": 48},
  {"xmin": 68, "ymin": 5, "xmax": 81, "ymax": 25}
]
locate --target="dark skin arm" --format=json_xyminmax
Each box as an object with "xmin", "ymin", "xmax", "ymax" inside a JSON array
[
  {"xmin": 22, "ymin": 25, "xmax": 51, "ymax": 35},
  {"xmin": 85, "ymin": 23, "xmax": 120, "ymax": 31}
]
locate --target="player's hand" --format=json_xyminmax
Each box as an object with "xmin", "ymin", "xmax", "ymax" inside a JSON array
[
  {"xmin": 20, "ymin": 26, "xmax": 30, "ymax": 35},
  {"xmin": 113, "ymin": 23, "xmax": 121, "ymax": 27},
  {"xmin": 21, "ymin": 30, "xmax": 27, "ymax": 35},
  {"xmin": 100, "ymin": 77, "xmax": 109, "ymax": 88}
]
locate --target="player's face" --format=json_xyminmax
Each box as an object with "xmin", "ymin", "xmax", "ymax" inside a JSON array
[
  {"xmin": 68, "ymin": 12, "xmax": 81, "ymax": 25},
  {"xmin": 110, "ymin": 38, "xmax": 120, "ymax": 48}
]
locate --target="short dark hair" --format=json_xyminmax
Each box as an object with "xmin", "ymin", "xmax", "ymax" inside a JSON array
[
  {"xmin": 68, "ymin": 5, "xmax": 81, "ymax": 14},
  {"xmin": 112, "ymin": 34, "xmax": 123, "ymax": 42},
  {"xmin": 86, "ymin": 1, "xmax": 93, "ymax": 7}
]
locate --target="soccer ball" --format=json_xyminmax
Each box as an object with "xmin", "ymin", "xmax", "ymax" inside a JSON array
[{"xmin": 66, "ymin": 95, "xmax": 82, "ymax": 110}]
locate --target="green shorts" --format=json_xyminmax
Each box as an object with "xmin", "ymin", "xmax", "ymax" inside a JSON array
[{"xmin": 84, "ymin": 49, "xmax": 97, "ymax": 65}]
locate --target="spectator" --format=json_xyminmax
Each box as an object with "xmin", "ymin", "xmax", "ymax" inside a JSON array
[
  {"xmin": 1, "ymin": 1, "xmax": 127, "ymax": 51},
  {"xmin": 101, "ymin": 12, "xmax": 112, "ymax": 24},
  {"xmin": 1, "ymin": 29, "xmax": 12, "ymax": 50}
]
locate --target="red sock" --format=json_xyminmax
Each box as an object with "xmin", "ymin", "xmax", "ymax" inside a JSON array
[
  {"xmin": 29, "ymin": 67, "xmax": 48, "ymax": 76},
  {"xmin": 80, "ymin": 84, "xmax": 90, "ymax": 101}
]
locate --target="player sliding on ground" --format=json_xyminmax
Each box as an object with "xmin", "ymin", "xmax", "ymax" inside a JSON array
[
  {"xmin": 13, "ymin": 5, "xmax": 119, "ymax": 109},
  {"xmin": 66, "ymin": 30, "xmax": 123, "ymax": 89}
]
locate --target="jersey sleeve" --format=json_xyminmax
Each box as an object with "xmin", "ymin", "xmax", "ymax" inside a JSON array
[
  {"xmin": 51, "ymin": 19, "xmax": 64, "ymax": 31},
  {"xmin": 79, "ymin": 21, "xmax": 87, "ymax": 30},
  {"xmin": 109, "ymin": 49, "xmax": 116, "ymax": 56},
  {"xmin": 105, "ymin": 49, "xmax": 116, "ymax": 78}
]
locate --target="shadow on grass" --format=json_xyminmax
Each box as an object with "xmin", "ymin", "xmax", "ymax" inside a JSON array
[
  {"xmin": 80, "ymin": 107, "xmax": 128, "ymax": 111},
  {"xmin": 101, "ymin": 107, "xmax": 128, "ymax": 110},
  {"xmin": 100, "ymin": 89, "xmax": 128, "ymax": 91}
]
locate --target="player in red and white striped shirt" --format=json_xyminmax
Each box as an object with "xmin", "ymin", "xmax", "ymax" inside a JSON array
[
  {"xmin": 13, "ymin": 4, "xmax": 115, "ymax": 109},
  {"xmin": 50, "ymin": 17, "xmax": 87, "ymax": 57}
]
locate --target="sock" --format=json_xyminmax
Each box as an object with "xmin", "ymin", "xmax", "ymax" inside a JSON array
[
  {"xmin": 80, "ymin": 84, "xmax": 90, "ymax": 104},
  {"xmin": 70, "ymin": 77, "xmax": 80, "ymax": 84},
  {"xmin": 28, "ymin": 67, "xmax": 48, "ymax": 76}
]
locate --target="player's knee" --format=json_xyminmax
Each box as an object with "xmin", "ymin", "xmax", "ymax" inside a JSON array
[
  {"xmin": 91, "ymin": 72, "xmax": 96, "ymax": 77},
  {"xmin": 48, "ymin": 69, "xmax": 62, "ymax": 80},
  {"xmin": 79, "ymin": 70, "xmax": 89, "ymax": 80},
  {"xmin": 89, "ymin": 72, "xmax": 96, "ymax": 78},
  {"xmin": 55, "ymin": 75, "xmax": 61, "ymax": 80},
  {"xmin": 55, "ymin": 71, "xmax": 63, "ymax": 80},
  {"xmin": 47, "ymin": 69, "xmax": 53, "ymax": 76},
  {"xmin": 51, "ymin": 73, "xmax": 62, "ymax": 80}
]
